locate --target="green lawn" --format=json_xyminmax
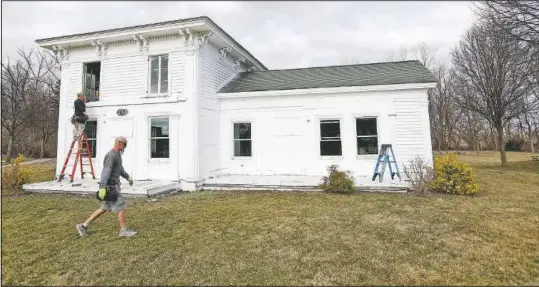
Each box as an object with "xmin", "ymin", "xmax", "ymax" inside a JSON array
[{"xmin": 2, "ymin": 152, "xmax": 538, "ymax": 286}]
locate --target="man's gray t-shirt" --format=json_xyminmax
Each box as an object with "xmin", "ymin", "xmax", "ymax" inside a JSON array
[{"xmin": 99, "ymin": 149, "xmax": 130, "ymax": 189}]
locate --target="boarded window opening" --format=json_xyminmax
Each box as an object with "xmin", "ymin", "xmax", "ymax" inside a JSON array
[{"xmin": 83, "ymin": 62, "xmax": 101, "ymax": 102}]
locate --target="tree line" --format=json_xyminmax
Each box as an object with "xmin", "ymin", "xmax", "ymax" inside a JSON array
[
  {"xmin": 344, "ymin": 1, "xmax": 539, "ymax": 166},
  {"xmin": 2, "ymin": 1, "xmax": 538, "ymax": 166},
  {"xmin": 1, "ymin": 49, "xmax": 60, "ymax": 162}
]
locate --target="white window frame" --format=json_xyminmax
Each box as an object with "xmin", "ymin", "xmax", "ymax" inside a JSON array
[
  {"xmin": 355, "ymin": 117, "xmax": 379, "ymax": 156},
  {"xmin": 233, "ymin": 122, "xmax": 252, "ymax": 158},
  {"xmin": 84, "ymin": 120, "xmax": 98, "ymax": 159},
  {"xmin": 149, "ymin": 117, "xmax": 170, "ymax": 160},
  {"xmin": 319, "ymin": 119, "xmax": 343, "ymax": 157},
  {"xmin": 147, "ymin": 54, "xmax": 170, "ymax": 97}
]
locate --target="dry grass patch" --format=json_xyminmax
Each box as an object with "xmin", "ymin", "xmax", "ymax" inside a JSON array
[{"xmin": 1, "ymin": 152, "xmax": 538, "ymax": 285}]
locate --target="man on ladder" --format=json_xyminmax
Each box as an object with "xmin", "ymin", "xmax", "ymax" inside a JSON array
[
  {"xmin": 72, "ymin": 92, "xmax": 88, "ymax": 139},
  {"xmin": 58, "ymin": 92, "xmax": 96, "ymax": 183}
]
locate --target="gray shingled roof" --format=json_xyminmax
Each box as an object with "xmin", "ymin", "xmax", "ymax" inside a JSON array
[{"xmin": 218, "ymin": 60, "xmax": 437, "ymax": 93}]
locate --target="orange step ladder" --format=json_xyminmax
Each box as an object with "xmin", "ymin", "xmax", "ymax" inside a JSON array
[{"xmin": 58, "ymin": 132, "xmax": 96, "ymax": 183}]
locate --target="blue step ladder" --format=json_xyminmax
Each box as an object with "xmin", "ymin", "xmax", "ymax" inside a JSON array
[{"xmin": 372, "ymin": 144, "xmax": 401, "ymax": 182}]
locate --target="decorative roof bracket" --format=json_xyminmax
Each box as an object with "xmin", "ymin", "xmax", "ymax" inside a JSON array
[
  {"xmin": 138, "ymin": 35, "xmax": 149, "ymax": 51},
  {"xmin": 197, "ymin": 30, "xmax": 213, "ymax": 48},
  {"xmin": 234, "ymin": 58, "xmax": 245, "ymax": 72},
  {"xmin": 52, "ymin": 45, "xmax": 69, "ymax": 60},
  {"xmin": 96, "ymin": 40, "xmax": 108, "ymax": 56},
  {"xmin": 91, "ymin": 40, "xmax": 101, "ymax": 56},
  {"xmin": 132, "ymin": 35, "xmax": 143, "ymax": 52},
  {"xmin": 218, "ymin": 47, "xmax": 232, "ymax": 60}
]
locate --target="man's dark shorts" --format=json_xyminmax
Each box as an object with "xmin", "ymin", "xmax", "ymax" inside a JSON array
[{"xmin": 100, "ymin": 187, "xmax": 126, "ymax": 213}]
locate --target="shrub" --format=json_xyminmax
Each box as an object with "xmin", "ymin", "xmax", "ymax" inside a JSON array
[
  {"xmin": 2, "ymin": 154, "xmax": 31, "ymax": 195},
  {"xmin": 403, "ymin": 155, "xmax": 434, "ymax": 194},
  {"xmin": 429, "ymin": 153, "xmax": 479, "ymax": 195},
  {"xmin": 320, "ymin": 165, "xmax": 355, "ymax": 194}
]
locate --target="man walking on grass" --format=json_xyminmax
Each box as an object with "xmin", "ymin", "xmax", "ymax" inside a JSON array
[{"xmin": 75, "ymin": 136, "xmax": 137, "ymax": 237}]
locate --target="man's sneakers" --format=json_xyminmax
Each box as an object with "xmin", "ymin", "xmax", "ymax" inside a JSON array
[
  {"xmin": 76, "ymin": 223, "xmax": 137, "ymax": 237},
  {"xmin": 75, "ymin": 223, "xmax": 88, "ymax": 237},
  {"xmin": 119, "ymin": 229, "xmax": 137, "ymax": 237}
]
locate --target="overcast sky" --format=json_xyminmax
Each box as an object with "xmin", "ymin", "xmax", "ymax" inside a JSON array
[{"xmin": 2, "ymin": 1, "xmax": 477, "ymax": 69}]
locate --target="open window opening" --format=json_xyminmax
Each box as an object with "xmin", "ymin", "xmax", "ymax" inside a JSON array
[{"xmin": 83, "ymin": 62, "xmax": 101, "ymax": 102}]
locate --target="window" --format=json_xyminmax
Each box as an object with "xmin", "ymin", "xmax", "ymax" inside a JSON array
[
  {"xmin": 356, "ymin": 118, "xmax": 378, "ymax": 155},
  {"xmin": 320, "ymin": 120, "xmax": 342, "ymax": 156},
  {"xmin": 83, "ymin": 62, "xmax": 101, "ymax": 102},
  {"xmin": 149, "ymin": 55, "xmax": 169, "ymax": 96},
  {"xmin": 233, "ymin": 123, "xmax": 252, "ymax": 157},
  {"xmin": 84, "ymin": 121, "xmax": 97, "ymax": 158},
  {"xmin": 150, "ymin": 117, "xmax": 169, "ymax": 158}
]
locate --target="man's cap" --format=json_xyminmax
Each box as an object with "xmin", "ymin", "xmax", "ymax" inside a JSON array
[{"xmin": 115, "ymin": 136, "xmax": 128, "ymax": 145}]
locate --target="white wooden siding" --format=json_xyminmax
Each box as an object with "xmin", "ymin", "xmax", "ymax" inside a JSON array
[
  {"xmin": 100, "ymin": 55, "xmax": 147, "ymax": 98},
  {"xmin": 197, "ymin": 44, "xmax": 241, "ymax": 180},
  {"xmin": 67, "ymin": 62, "xmax": 83, "ymax": 104}
]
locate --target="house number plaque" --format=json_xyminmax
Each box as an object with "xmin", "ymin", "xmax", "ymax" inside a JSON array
[{"xmin": 116, "ymin": 109, "xmax": 128, "ymax": 116}]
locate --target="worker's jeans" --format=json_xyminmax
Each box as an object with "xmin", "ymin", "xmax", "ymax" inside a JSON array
[{"xmin": 73, "ymin": 122, "xmax": 85, "ymax": 139}]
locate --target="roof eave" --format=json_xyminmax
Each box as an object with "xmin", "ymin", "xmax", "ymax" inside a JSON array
[
  {"xmin": 33, "ymin": 16, "xmax": 267, "ymax": 70},
  {"xmin": 34, "ymin": 20, "xmax": 207, "ymax": 49},
  {"xmin": 217, "ymin": 81, "xmax": 438, "ymax": 98}
]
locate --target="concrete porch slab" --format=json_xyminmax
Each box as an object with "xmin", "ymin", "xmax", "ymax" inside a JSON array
[
  {"xmin": 202, "ymin": 174, "xmax": 410, "ymax": 192},
  {"xmin": 22, "ymin": 178, "xmax": 181, "ymax": 197}
]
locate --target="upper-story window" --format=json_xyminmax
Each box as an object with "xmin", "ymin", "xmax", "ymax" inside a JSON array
[
  {"xmin": 83, "ymin": 62, "xmax": 101, "ymax": 102},
  {"xmin": 149, "ymin": 54, "xmax": 169, "ymax": 96}
]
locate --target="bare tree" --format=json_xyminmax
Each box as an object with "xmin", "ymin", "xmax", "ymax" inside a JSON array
[
  {"xmin": 520, "ymin": 94, "xmax": 539, "ymax": 152},
  {"xmin": 1, "ymin": 48, "xmax": 61, "ymax": 161},
  {"xmin": 428, "ymin": 65, "xmax": 461, "ymax": 150},
  {"xmin": 452, "ymin": 20, "xmax": 533, "ymax": 166},
  {"xmin": 475, "ymin": 1, "xmax": 539, "ymax": 46},
  {"xmin": 385, "ymin": 47, "xmax": 409, "ymax": 62},
  {"xmin": 1, "ymin": 59, "xmax": 31, "ymax": 162},
  {"xmin": 19, "ymin": 49, "xmax": 60, "ymax": 158},
  {"xmin": 415, "ymin": 42, "xmax": 438, "ymax": 71}
]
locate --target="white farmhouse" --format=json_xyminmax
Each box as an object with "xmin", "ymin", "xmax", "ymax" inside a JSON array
[{"xmin": 26, "ymin": 16, "xmax": 437, "ymax": 196}]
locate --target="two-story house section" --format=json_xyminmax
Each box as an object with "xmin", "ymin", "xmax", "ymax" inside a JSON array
[
  {"xmin": 35, "ymin": 16, "xmax": 267, "ymax": 191},
  {"xmin": 33, "ymin": 16, "xmax": 437, "ymax": 194}
]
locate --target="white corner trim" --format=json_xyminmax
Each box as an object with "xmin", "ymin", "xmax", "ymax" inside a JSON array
[{"xmin": 217, "ymin": 82, "xmax": 437, "ymax": 99}]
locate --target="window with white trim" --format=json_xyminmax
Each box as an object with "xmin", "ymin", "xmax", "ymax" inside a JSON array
[
  {"xmin": 149, "ymin": 54, "xmax": 169, "ymax": 96},
  {"xmin": 150, "ymin": 117, "xmax": 170, "ymax": 158},
  {"xmin": 233, "ymin": 123, "xmax": 252, "ymax": 157},
  {"xmin": 84, "ymin": 121, "xmax": 97, "ymax": 158},
  {"xmin": 320, "ymin": 120, "xmax": 342, "ymax": 156},
  {"xmin": 356, "ymin": 118, "xmax": 378, "ymax": 155}
]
